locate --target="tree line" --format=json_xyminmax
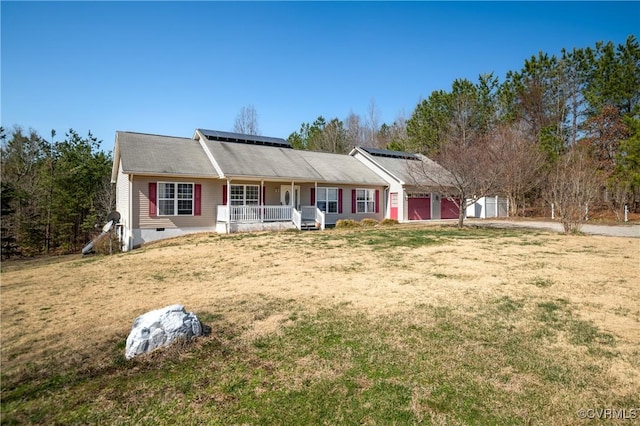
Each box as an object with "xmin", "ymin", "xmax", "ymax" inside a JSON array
[
  {"xmin": 2, "ymin": 36, "xmax": 637, "ymax": 257},
  {"xmin": 285, "ymin": 36, "xmax": 640, "ymax": 230},
  {"xmin": 286, "ymin": 99, "xmax": 408, "ymax": 154},
  {"xmin": 1, "ymin": 127, "xmax": 113, "ymax": 258}
]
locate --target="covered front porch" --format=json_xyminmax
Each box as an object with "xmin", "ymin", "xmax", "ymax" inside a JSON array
[
  {"xmin": 214, "ymin": 180, "xmax": 326, "ymax": 234},
  {"xmin": 216, "ymin": 204, "xmax": 325, "ymax": 233}
]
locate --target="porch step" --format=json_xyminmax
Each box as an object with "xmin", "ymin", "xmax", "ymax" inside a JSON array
[{"xmin": 300, "ymin": 221, "xmax": 319, "ymax": 231}]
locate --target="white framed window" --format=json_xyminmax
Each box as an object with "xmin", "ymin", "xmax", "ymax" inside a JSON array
[
  {"xmin": 317, "ymin": 187, "xmax": 338, "ymax": 213},
  {"xmin": 230, "ymin": 184, "xmax": 259, "ymax": 206},
  {"xmin": 158, "ymin": 182, "xmax": 193, "ymax": 216},
  {"xmin": 356, "ymin": 188, "xmax": 376, "ymax": 213}
]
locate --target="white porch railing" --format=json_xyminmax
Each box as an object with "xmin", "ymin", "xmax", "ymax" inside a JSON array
[
  {"xmin": 217, "ymin": 204, "xmax": 325, "ymax": 231},
  {"xmin": 261, "ymin": 206, "xmax": 293, "ymax": 222},
  {"xmin": 217, "ymin": 205, "xmax": 292, "ymax": 223},
  {"xmin": 315, "ymin": 208, "xmax": 326, "ymax": 230},
  {"xmin": 292, "ymin": 208, "xmax": 302, "ymax": 230}
]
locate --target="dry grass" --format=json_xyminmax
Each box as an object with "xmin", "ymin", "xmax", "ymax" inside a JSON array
[
  {"xmin": 2, "ymin": 228, "xmax": 638, "ymax": 371},
  {"xmin": 1, "ymin": 225, "xmax": 639, "ymax": 423}
]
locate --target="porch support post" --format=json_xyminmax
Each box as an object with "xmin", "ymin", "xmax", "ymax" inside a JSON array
[
  {"xmin": 314, "ymin": 182, "xmax": 318, "ymax": 208},
  {"xmin": 290, "ymin": 181, "xmax": 294, "ymax": 221},
  {"xmin": 261, "ymin": 180, "xmax": 264, "ymax": 222},
  {"xmin": 226, "ymin": 179, "xmax": 231, "ymax": 233}
]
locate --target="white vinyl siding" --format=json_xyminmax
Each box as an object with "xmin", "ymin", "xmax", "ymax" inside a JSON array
[{"xmin": 116, "ymin": 162, "xmax": 132, "ymax": 250}]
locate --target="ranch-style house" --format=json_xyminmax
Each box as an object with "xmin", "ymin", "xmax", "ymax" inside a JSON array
[{"xmin": 111, "ymin": 129, "xmax": 459, "ymax": 251}]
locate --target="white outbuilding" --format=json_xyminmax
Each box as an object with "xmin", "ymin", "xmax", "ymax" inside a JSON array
[{"xmin": 466, "ymin": 196, "xmax": 509, "ymax": 219}]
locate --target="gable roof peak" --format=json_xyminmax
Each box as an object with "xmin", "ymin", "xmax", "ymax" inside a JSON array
[{"xmin": 117, "ymin": 130, "xmax": 191, "ymax": 140}]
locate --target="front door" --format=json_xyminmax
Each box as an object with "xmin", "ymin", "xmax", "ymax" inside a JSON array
[
  {"xmin": 390, "ymin": 192, "xmax": 398, "ymax": 220},
  {"xmin": 280, "ymin": 185, "xmax": 300, "ymax": 209}
]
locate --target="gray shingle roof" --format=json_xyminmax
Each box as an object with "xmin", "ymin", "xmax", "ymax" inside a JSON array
[
  {"xmin": 363, "ymin": 155, "xmax": 417, "ymax": 183},
  {"xmin": 403, "ymin": 155, "xmax": 457, "ymax": 188},
  {"xmin": 295, "ymin": 149, "xmax": 387, "ymax": 185},
  {"xmin": 355, "ymin": 147, "xmax": 456, "ymax": 188},
  {"xmin": 203, "ymin": 139, "xmax": 318, "ymax": 180},
  {"xmin": 203, "ymin": 139, "xmax": 387, "ymax": 185},
  {"xmin": 116, "ymin": 132, "xmax": 218, "ymax": 177},
  {"xmin": 116, "ymin": 130, "xmax": 390, "ymax": 186}
]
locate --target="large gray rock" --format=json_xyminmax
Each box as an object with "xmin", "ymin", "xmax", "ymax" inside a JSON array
[{"xmin": 125, "ymin": 304, "xmax": 203, "ymax": 359}]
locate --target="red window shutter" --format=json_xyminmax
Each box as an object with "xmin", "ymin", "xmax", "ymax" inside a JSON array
[
  {"xmin": 352, "ymin": 189, "xmax": 356, "ymax": 214},
  {"xmin": 194, "ymin": 184, "xmax": 202, "ymax": 216},
  {"xmin": 338, "ymin": 188, "xmax": 343, "ymax": 214},
  {"xmin": 262, "ymin": 186, "xmax": 266, "ymax": 206},
  {"xmin": 375, "ymin": 189, "xmax": 380, "ymax": 213},
  {"xmin": 222, "ymin": 184, "xmax": 227, "ymax": 205},
  {"xmin": 311, "ymin": 188, "xmax": 315, "ymax": 206},
  {"xmin": 149, "ymin": 182, "xmax": 157, "ymax": 217}
]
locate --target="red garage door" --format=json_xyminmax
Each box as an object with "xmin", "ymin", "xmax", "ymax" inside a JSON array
[
  {"xmin": 441, "ymin": 198, "xmax": 459, "ymax": 219},
  {"xmin": 408, "ymin": 192, "xmax": 430, "ymax": 220}
]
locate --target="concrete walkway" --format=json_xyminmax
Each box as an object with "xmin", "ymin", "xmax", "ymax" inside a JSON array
[{"xmin": 466, "ymin": 219, "xmax": 640, "ymax": 238}]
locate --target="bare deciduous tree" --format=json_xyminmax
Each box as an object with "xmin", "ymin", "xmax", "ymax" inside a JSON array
[
  {"xmin": 605, "ymin": 176, "xmax": 633, "ymax": 221},
  {"xmin": 440, "ymin": 137, "xmax": 501, "ymax": 227},
  {"xmin": 546, "ymin": 145, "xmax": 603, "ymax": 233},
  {"xmin": 407, "ymin": 135, "xmax": 501, "ymax": 228},
  {"xmin": 365, "ymin": 98, "xmax": 381, "ymax": 148},
  {"xmin": 493, "ymin": 121, "xmax": 545, "ymax": 216},
  {"xmin": 379, "ymin": 113, "xmax": 409, "ymax": 151},
  {"xmin": 233, "ymin": 105, "xmax": 260, "ymax": 135},
  {"xmin": 406, "ymin": 77, "xmax": 502, "ymax": 228},
  {"xmin": 344, "ymin": 111, "xmax": 366, "ymax": 148},
  {"xmin": 582, "ymin": 105, "xmax": 629, "ymax": 174},
  {"xmin": 95, "ymin": 175, "xmax": 116, "ymax": 219}
]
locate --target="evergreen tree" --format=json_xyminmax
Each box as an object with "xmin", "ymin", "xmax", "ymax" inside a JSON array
[{"xmin": 0, "ymin": 127, "xmax": 112, "ymax": 256}]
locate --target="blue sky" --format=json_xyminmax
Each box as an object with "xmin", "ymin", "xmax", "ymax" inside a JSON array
[{"xmin": 2, "ymin": 1, "xmax": 638, "ymax": 152}]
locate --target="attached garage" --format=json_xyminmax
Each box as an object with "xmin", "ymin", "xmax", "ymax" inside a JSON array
[
  {"xmin": 407, "ymin": 192, "xmax": 431, "ymax": 220},
  {"xmin": 349, "ymin": 147, "xmax": 460, "ymax": 223},
  {"xmin": 441, "ymin": 198, "xmax": 459, "ymax": 219}
]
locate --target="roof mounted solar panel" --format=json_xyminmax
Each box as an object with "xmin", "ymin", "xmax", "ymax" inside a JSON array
[
  {"xmin": 198, "ymin": 129, "xmax": 291, "ymax": 148},
  {"xmin": 361, "ymin": 146, "xmax": 419, "ymax": 160}
]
